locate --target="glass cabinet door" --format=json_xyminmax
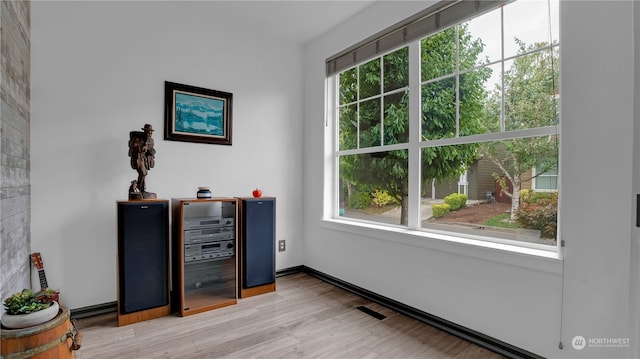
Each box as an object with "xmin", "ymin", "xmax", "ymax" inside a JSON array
[{"xmin": 174, "ymin": 198, "xmax": 237, "ymax": 316}]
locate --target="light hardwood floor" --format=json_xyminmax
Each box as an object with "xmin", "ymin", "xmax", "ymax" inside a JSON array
[{"xmin": 74, "ymin": 273, "xmax": 505, "ymax": 358}]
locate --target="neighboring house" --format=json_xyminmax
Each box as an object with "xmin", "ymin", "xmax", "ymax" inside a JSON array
[
  {"xmin": 423, "ymin": 155, "xmax": 511, "ymax": 201},
  {"xmin": 424, "ymin": 153, "xmax": 558, "ymax": 202}
]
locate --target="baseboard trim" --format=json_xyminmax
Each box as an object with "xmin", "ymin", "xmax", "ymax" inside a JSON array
[
  {"xmin": 301, "ymin": 266, "xmax": 544, "ymax": 359},
  {"xmin": 70, "ymin": 301, "xmax": 117, "ymax": 320},
  {"xmin": 275, "ymin": 265, "xmax": 305, "ymax": 277}
]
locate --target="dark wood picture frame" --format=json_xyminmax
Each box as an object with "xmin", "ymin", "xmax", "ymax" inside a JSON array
[{"xmin": 164, "ymin": 81, "xmax": 233, "ymax": 145}]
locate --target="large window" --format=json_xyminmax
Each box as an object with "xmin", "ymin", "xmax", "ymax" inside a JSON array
[{"xmin": 332, "ymin": 1, "xmax": 559, "ymax": 248}]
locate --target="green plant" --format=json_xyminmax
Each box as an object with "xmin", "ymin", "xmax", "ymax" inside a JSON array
[
  {"xmin": 3, "ymin": 289, "xmax": 57, "ymax": 315},
  {"xmin": 530, "ymin": 191, "xmax": 556, "ymax": 205},
  {"xmin": 432, "ymin": 203, "xmax": 451, "ymax": 218},
  {"xmin": 515, "ymin": 198, "xmax": 558, "ymax": 239},
  {"xmin": 519, "ymin": 189, "xmax": 532, "ymax": 204},
  {"xmin": 371, "ymin": 190, "xmax": 397, "ymax": 207},
  {"xmin": 348, "ymin": 191, "xmax": 371, "ymax": 209},
  {"xmin": 456, "ymin": 193, "xmax": 468, "ymax": 208},
  {"xmin": 444, "ymin": 193, "xmax": 467, "ymax": 211}
]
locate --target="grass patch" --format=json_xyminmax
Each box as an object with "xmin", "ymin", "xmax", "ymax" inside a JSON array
[{"xmin": 484, "ymin": 213, "xmax": 519, "ymax": 229}]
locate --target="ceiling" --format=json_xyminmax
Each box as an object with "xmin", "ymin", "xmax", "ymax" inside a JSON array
[{"xmin": 221, "ymin": 1, "xmax": 377, "ymax": 45}]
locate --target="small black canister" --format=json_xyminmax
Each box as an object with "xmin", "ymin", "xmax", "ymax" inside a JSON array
[{"xmin": 197, "ymin": 187, "xmax": 212, "ymax": 198}]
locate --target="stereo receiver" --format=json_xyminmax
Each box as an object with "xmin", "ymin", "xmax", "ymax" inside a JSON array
[
  {"xmin": 185, "ymin": 239, "xmax": 234, "ymax": 262},
  {"xmin": 183, "ymin": 216, "xmax": 235, "ymax": 263},
  {"xmin": 184, "ymin": 227, "xmax": 234, "ymax": 244},
  {"xmin": 183, "ymin": 216, "xmax": 234, "ymax": 231}
]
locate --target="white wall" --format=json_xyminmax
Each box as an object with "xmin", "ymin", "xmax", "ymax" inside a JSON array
[
  {"xmin": 30, "ymin": 1, "xmax": 304, "ymax": 310},
  {"xmin": 303, "ymin": 1, "xmax": 637, "ymax": 358},
  {"xmin": 560, "ymin": 2, "xmax": 634, "ymax": 358},
  {"xmin": 631, "ymin": 1, "xmax": 640, "ymax": 357}
]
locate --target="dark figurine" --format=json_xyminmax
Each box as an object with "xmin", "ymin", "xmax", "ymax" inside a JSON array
[
  {"xmin": 128, "ymin": 180, "xmax": 142, "ymax": 200},
  {"xmin": 128, "ymin": 124, "xmax": 157, "ymax": 199}
]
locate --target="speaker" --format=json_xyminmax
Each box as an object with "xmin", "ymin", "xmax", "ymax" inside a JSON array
[
  {"xmin": 241, "ymin": 198, "xmax": 276, "ymax": 288},
  {"xmin": 117, "ymin": 201, "xmax": 169, "ymax": 314}
]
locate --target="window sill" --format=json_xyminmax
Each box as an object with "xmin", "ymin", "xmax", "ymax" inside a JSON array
[{"xmin": 321, "ymin": 218, "xmax": 563, "ymax": 275}]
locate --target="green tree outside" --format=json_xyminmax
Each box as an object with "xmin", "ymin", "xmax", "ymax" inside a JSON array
[
  {"xmin": 481, "ymin": 40, "xmax": 560, "ymax": 219},
  {"xmin": 338, "ymin": 25, "xmax": 491, "ymax": 225}
]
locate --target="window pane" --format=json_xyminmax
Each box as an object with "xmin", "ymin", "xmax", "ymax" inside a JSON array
[
  {"xmin": 421, "ymin": 27, "xmax": 457, "ymax": 82},
  {"xmin": 339, "ymin": 68, "xmax": 357, "ymax": 105},
  {"xmin": 421, "ymin": 144, "xmax": 479, "ymax": 186},
  {"xmin": 338, "ymin": 150, "xmax": 408, "ymax": 226},
  {"xmin": 541, "ymin": 167, "xmax": 557, "ymax": 176},
  {"xmin": 476, "ymin": 62, "xmax": 503, "ymax": 133},
  {"xmin": 384, "ymin": 47, "xmax": 409, "ymax": 92},
  {"xmin": 534, "ymin": 176, "xmax": 557, "ymax": 191},
  {"xmin": 459, "ymin": 64, "xmax": 497, "ymax": 136},
  {"xmin": 359, "ymin": 99, "xmax": 381, "ymax": 148},
  {"xmin": 383, "ymin": 91, "xmax": 409, "ymax": 145},
  {"xmin": 339, "ymin": 104, "xmax": 357, "ymax": 151},
  {"xmin": 421, "ymin": 77, "xmax": 456, "ymax": 140},
  {"xmin": 460, "ymin": 9, "xmax": 501, "ymax": 69},
  {"xmin": 359, "ymin": 58, "xmax": 381, "ymax": 100},
  {"xmin": 503, "ymin": 0, "xmax": 559, "ymax": 58},
  {"xmin": 534, "ymin": 165, "xmax": 558, "ymax": 191},
  {"xmin": 504, "ymin": 48, "xmax": 559, "ymax": 131},
  {"xmin": 421, "ymin": 137, "xmax": 558, "ymax": 246}
]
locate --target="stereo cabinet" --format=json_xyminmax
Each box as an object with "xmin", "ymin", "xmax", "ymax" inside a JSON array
[
  {"xmin": 237, "ymin": 197, "xmax": 276, "ymax": 298},
  {"xmin": 116, "ymin": 200, "xmax": 171, "ymax": 326},
  {"xmin": 172, "ymin": 198, "xmax": 238, "ymax": 316}
]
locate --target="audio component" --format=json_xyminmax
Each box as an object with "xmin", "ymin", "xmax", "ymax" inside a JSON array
[
  {"xmin": 184, "ymin": 216, "xmax": 235, "ymax": 263},
  {"xmin": 185, "ymin": 239, "xmax": 235, "ymax": 262}
]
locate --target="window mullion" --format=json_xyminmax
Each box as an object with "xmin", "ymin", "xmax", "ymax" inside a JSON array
[
  {"xmin": 327, "ymin": 76, "xmax": 339, "ymax": 219},
  {"xmin": 407, "ymin": 40, "xmax": 422, "ymax": 230},
  {"xmin": 357, "ymin": 66, "xmax": 361, "ymax": 148},
  {"xmin": 455, "ymin": 25, "xmax": 460, "ymax": 138},
  {"xmin": 500, "ymin": 6, "xmax": 505, "ymax": 132},
  {"xmin": 380, "ymin": 57, "xmax": 385, "ymax": 146}
]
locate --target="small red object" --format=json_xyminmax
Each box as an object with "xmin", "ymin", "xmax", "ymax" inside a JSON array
[{"xmin": 252, "ymin": 188, "xmax": 263, "ymax": 198}]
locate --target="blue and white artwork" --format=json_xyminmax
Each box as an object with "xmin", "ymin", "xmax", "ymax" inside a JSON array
[{"xmin": 174, "ymin": 92, "xmax": 226, "ymax": 137}]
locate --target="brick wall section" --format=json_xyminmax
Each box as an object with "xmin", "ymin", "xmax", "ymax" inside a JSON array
[{"xmin": 1, "ymin": 0, "xmax": 31, "ymax": 303}]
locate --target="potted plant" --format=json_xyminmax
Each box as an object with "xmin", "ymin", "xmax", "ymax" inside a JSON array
[{"xmin": 1, "ymin": 289, "xmax": 60, "ymax": 329}]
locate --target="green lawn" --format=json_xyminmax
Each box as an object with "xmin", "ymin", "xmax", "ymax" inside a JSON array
[{"xmin": 484, "ymin": 213, "xmax": 520, "ymax": 229}]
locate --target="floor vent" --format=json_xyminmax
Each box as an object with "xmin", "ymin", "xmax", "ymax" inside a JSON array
[{"xmin": 357, "ymin": 305, "xmax": 386, "ymax": 320}]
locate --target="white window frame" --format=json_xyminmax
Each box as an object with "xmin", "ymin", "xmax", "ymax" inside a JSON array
[
  {"xmin": 326, "ymin": 1, "xmax": 560, "ymax": 255},
  {"xmin": 532, "ymin": 166, "xmax": 559, "ymax": 192}
]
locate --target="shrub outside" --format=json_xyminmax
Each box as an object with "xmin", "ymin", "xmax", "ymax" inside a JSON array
[
  {"xmin": 432, "ymin": 203, "xmax": 451, "ymax": 218},
  {"xmin": 348, "ymin": 192, "xmax": 371, "ymax": 209},
  {"xmin": 444, "ymin": 193, "xmax": 467, "ymax": 211}
]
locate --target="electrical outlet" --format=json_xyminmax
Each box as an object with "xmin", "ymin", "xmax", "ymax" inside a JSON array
[{"xmin": 278, "ymin": 240, "xmax": 286, "ymax": 252}]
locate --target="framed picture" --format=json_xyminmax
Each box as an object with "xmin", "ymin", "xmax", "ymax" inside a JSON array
[{"xmin": 164, "ymin": 81, "xmax": 233, "ymax": 145}]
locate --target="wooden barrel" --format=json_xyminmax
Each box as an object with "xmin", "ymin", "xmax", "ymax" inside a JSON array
[{"xmin": 1, "ymin": 306, "xmax": 75, "ymax": 359}]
